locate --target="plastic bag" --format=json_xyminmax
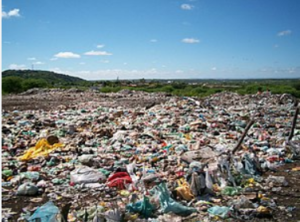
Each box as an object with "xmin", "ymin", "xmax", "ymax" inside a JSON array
[
  {"xmin": 17, "ymin": 183, "xmax": 39, "ymax": 196},
  {"xmin": 20, "ymin": 171, "xmax": 40, "ymax": 181},
  {"xmin": 190, "ymin": 173, "xmax": 202, "ymax": 196},
  {"xmin": 2, "ymin": 169, "xmax": 13, "ymax": 178},
  {"xmin": 207, "ymin": 206, "xmax": 231, "ymax": 218},
  {"xmin": 107, "ymin": 172, "xmax": 132, "ymax": 190},
  {"xmin": 205, "ymin": 170, "xmax": 213, "ymax": 190},
  {"xmin": 150, "ymin": 182, "xmax": 197, "ymax": 216},
  {"xmin": 76, "ymin": 206, "xmax": 105, "ymax": 221},
  {"xmin": 221, "ymin": 186, "xmax": 242, "ymax": 196},
  {"xmin": 126, "ymin": 196, "xmax": 154, "ymax": 218},
  {"xmin": 189, "ymin": 161, "xmax": 203, "ymax": 170},
  {"xmin": 126, "ymin": 163, "xmax": 139, "ymax": 185},
  {"xmin": 105, "ymin": 208, "xmax": 122, "ymax": 222},
  {"xmin": 93, "ymin": 212, "xmax": 105, "ymax": 222},
  {"xmin": 243, "ymin": 153, "xmax": 261, "ymax": 176},
  {"xmin": 28, "ymin": 201, "xmax": 60, "ymax": 222},
  {"xmin": 70, "ymin": 166, "xmax": 106, "ymax": 184},
  {"xmin": 266, "ymin": 175, "xmax": 288, "ymax": 187},
  {"xmin": 175, "ymin": 178, "xmax": 194, "ymax": 201},
  {"xmin": 18, "ymin": 138, "xmax": 63, "ymax": 161},
  {"xmin": 228, "ymin": 195, "xmax": 253, "ymax": 209},
  {"xmin": 78, "ymin": 155, "xmax": 94, "ymax": 164}
]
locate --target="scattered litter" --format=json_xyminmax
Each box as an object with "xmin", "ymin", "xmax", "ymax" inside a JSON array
[{"xmin": 2, "ymin": 90, "xmax": 300, "ymax": 221}]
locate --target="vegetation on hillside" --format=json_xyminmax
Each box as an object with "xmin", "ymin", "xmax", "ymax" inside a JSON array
[
  {"xmin": 97, "ymin": 79, "xmax": 300, "ymax": 98},
  {"xmin": 2, "ymin": 70, "xmax": 86, "ymax": 83},
  {"xmin": 2, "ymin": 69, "xmax": 300, "ymax": 98},
  {"xmin": 2, "ymin": 70, "xmax": 93, "ymax": 94}
]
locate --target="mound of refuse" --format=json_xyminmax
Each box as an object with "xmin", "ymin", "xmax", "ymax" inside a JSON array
[{"xmin": 2, "ymin": 91, "xmax": 300, "ymax": 221}]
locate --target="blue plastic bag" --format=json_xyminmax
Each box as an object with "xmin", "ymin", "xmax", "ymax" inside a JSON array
[
  {"xmin": 126, "ymin": 196, "xmax": 154, "ymax": 218},
  {"xmin": 150, "ymin": 182, "xmax": 197, "ymax": 216},
  {"xmin": 28, "ymin": 201, "xmax": 60, "ymax": 222},
  {"xmin": 208, "ymin": 206, "xmax": 231, "ymax": 218}
]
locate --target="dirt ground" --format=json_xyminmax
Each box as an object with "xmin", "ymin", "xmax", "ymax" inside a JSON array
[
  {"xmin": 1, "ymin": 89, "xmax": 169, "ymax": 111},
  {"xmin": 2, "ymin": 90, "xmax": 300, "ymax": 222},
  {"xmin": 263, "ymin": 160, "xmax": 300, "ymax": 222}
]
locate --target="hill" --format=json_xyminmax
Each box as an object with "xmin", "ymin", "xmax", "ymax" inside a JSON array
[{"xmin": 2, "ymin": 69, "xmax": 86, "ymax": 84}]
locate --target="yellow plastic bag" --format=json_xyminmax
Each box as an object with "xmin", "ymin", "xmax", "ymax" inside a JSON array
[
  {"xmin": 175, "ymin": 178, "xmax": 194, "ymax": 201},
  {"xmin": 18, "ymin": 138, "xmax": 63, "ymax": 161},
  {"xmin": 244, "ymin": 178, "xmax": 256, "ymax": 187}
]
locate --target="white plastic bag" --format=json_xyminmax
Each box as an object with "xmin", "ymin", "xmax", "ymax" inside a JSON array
[
  {"xmin": 205, "ymin": 170, "xmax": 213, "ymax": 190},
  {"xmin": 17, "ymin": 183, "xmax": 39, "ymax": 196},
  {"xmin": 70, "ymin": 166, "xmax": 106, "ymax": 184}
]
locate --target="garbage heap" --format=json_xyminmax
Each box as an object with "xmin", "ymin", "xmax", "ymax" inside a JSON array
[{"xmin": 2, "ymin": 91, "xmax": 300, "ymax": 221}]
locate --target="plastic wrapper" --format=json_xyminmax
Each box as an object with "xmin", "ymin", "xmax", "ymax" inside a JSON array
[
  {"xmin": 17, "ymin": 183, "xmax": 39, "ymax": 196},
  {"xmin": 150, "ymin": 182, "xmax": 197, "ymax": 216},
  {"xmin": 28, "ymin": 201, "xmax": 60, "ymax": 222},
  {"xmin": 207, "ymin": 206, "xmax": 231, "ymax": 218},
  {"xmin": 70, "ymin": 166, "xmax": 106, "ymax": 184}
]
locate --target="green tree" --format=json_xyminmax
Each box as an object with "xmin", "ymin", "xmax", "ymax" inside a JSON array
[
  {"xmin": 292, "ymin": 82, "xmax": 300, "ymax": 91},
  {"xmin": 172, "ymin": 82, "xmax": 187, "ymax": 89},
  {"xmin": 2, "ymin": 76, "xmax": 24, "ymax": 93},
  {"xmin": 140, "ymin": 78, "xmax": 146, "ymax": 84},
  {"xmin": 22, "ymin": 78, "xmax": 48, "ymax": 91}
]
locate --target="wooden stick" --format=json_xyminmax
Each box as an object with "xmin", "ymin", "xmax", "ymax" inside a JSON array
[
  {"xmin": 288, "ymin": 107, "xmax": 299, "ymax": 141},
  {"xmin": 232, "ymin": 119, "xmax": 254, "ymax": 154}
]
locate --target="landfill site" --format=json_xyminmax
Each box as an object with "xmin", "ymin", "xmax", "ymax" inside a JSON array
[{"xmin": 2, "ymin": 89, "xmax": 300, "ymax": 222}]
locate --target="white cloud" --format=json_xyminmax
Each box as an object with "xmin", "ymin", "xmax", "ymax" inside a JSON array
[
  {"xmin": 277, "ymin": 30, "xmax": 292, "ymax": 37},
  {"xmin": 182, "ymin": 38, "xmax": 200, "ymax": 43},
  {"xmin": 33, "ymin": 61, "xmax": 45, "ymax": 65},
  {"xmin": 97, "ymin": 44, "xmax": 105, "ymax": 48},
  {"xmin": 9, "ymin": 64, "xmax": 27, "ymax": 70},
  {"xmin": 274, "ymin": 44, "xmax": 279, "ymax": 48},
  {"xmin": 211, "ymin": 67, "xmax": 217, "ymax": 71},
  {"xmin": 27, "ymin": 57, "xmax": 36, "ymax": 61},
  {"xmin": 181, "ymin": 4, "xmax": 194, "ymax": 10},
  {"xmin": 101, "ymin": 60, "xmax": 110, "ymax": 63},
  {"xmin": 84, "ymin": 50, "xmax": 112, "ymax": 56},
  {"xmin": 49, "ymin": 68, "xmax": 70, "ymax": 75},
  {"xmin": 2, "ymin": 9, "xmax": 21, "ymax": 18},
  {"xmin": 50, "ymin": 57, "xmax": 58, "ymax": 61},
  {"xmin": 150, "ymin": 39, "xmax": 157, "ymax": 43},
  {"xmin": 288, "ymin": 68, "xmax": 295, "ymax": 74},
  {"xmin": 54, "ymin": 52, "xmax": 80, "ymax": 58},
  {"xmin": 79, "ymin": 62, "xmax": 86, "ymax": 65}
]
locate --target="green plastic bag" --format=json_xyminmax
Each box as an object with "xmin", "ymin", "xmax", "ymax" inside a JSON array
[
  {"xmin": 52, "ymin": 178, "xmax": 65, "ymax": 185},
  {"xmin": 150, "ymin": 182, "xmax": 197, "ymax": 216},
  {"xmin": 76, "ymin": 206, "xmax": 104, "ymax": 221},
  {"xmin": 126, "ymin": 196, "xmax": 154, "ymax": 218},
  {"xmin": 221, "ymin": 186, "xmax": 242, "ymax": 196},
  {"xmin": 2, "ymin": 169, "xmax": 13, "ymax": 177},
  {"xmin": 98, "ymin": 168, "xmax": 111, "ymax": 176},
  {"xmin": 208, "ymin": 206, "xmax": 231, "ymax": 218},
  {"xmin": 20, "ymin": 172, "xmax": 40, "ymax": 181}
]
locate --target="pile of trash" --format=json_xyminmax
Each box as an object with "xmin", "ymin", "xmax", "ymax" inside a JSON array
[{"xmin": 2, "ymin": 91, "xmax": 300, "ymax": 221}]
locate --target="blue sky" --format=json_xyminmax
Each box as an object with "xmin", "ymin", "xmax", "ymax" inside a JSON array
[{"xmin": 2, "ymin": 0, "xmax": 300, "ymax": 80}]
